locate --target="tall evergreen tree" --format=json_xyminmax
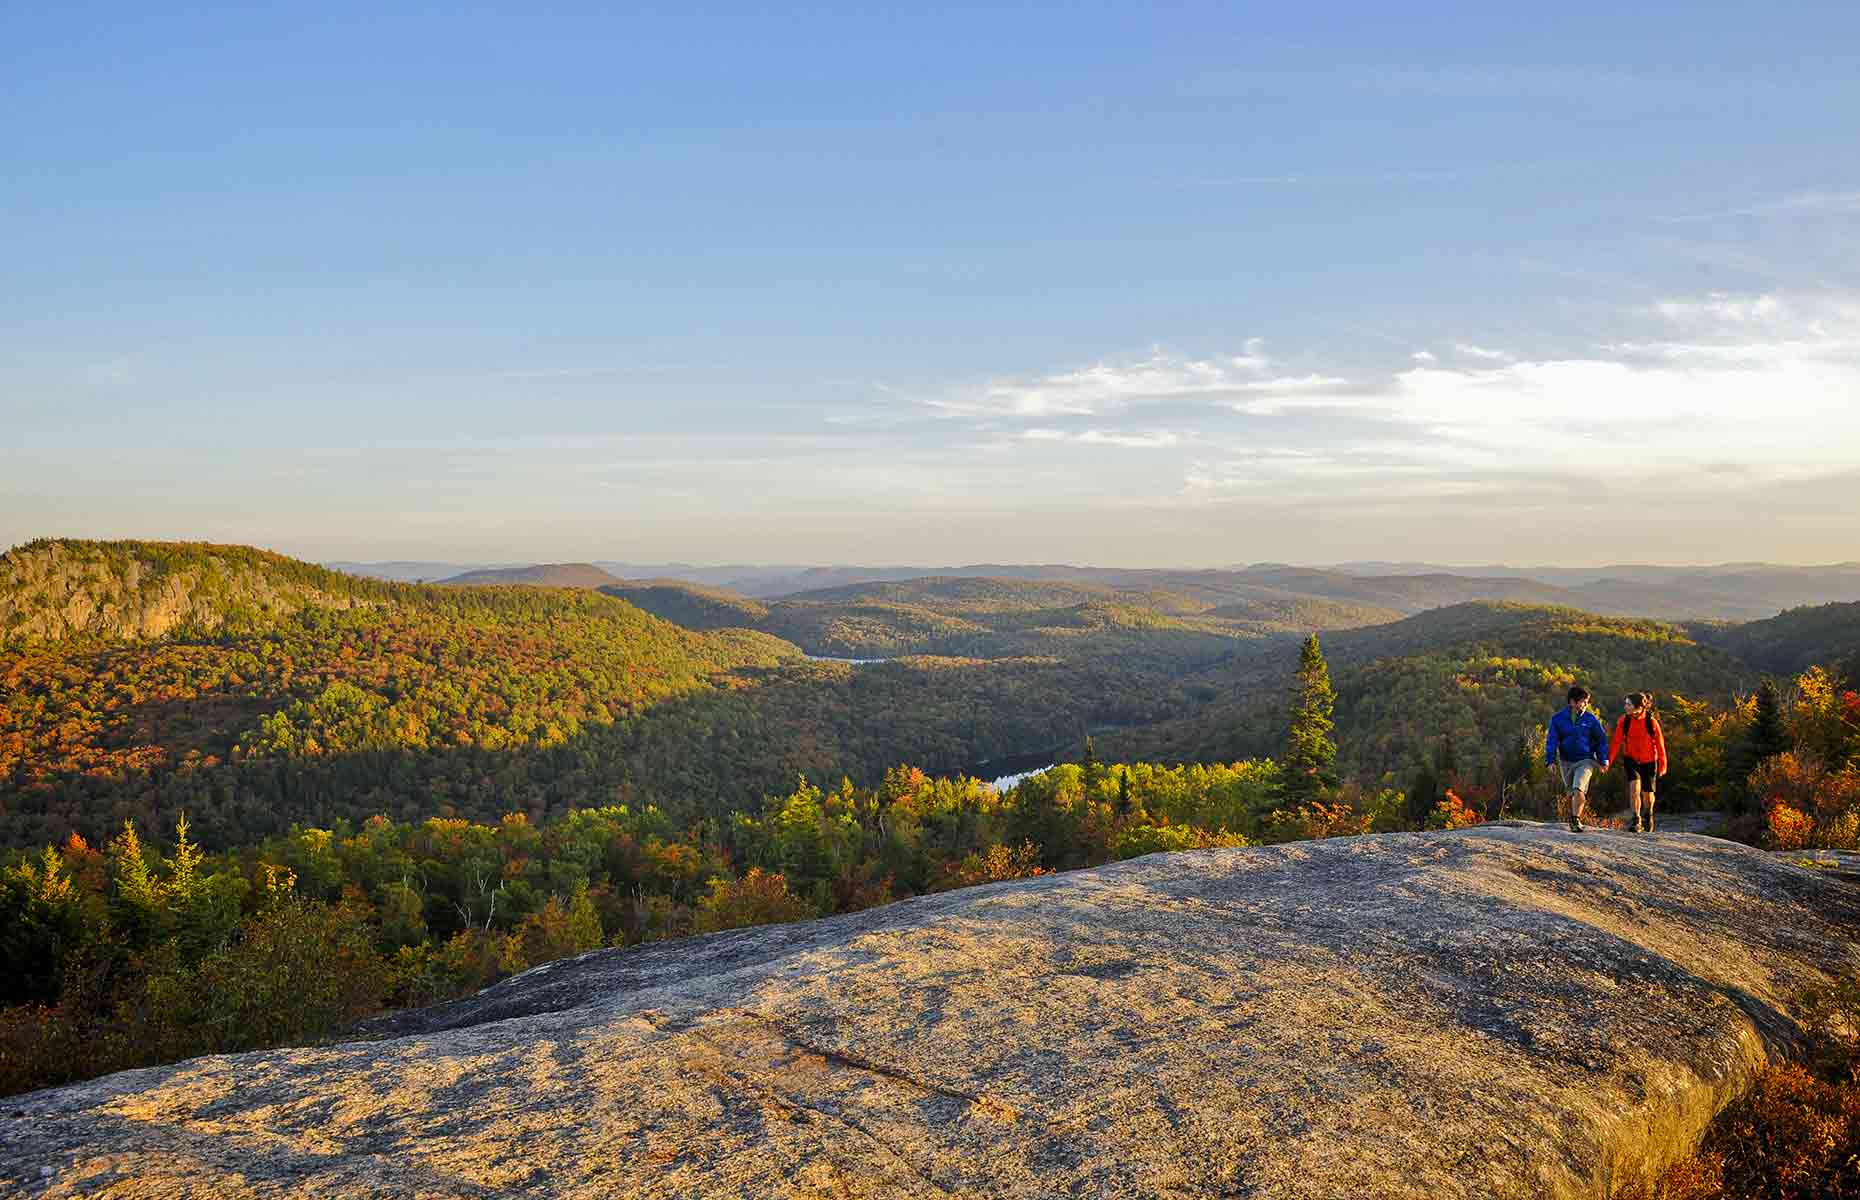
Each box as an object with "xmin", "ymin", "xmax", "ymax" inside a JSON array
[
  {"xmin": 1283, "ymin": 635, "xmax": 1338, "ymax": 805},
  {"xmin": 1726, "ymin": 678, "xmax": 1794, "ymax": 813},
  {"xmin": 1750, "ymin": 677, "xmax": 1791, "ymax": 762},
  {"xmin": 1082, "ymin": 735, "xmax": 1104, "ymax": 791}
]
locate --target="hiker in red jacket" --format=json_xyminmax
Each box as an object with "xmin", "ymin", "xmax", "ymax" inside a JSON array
[{"xmin": 1611, "ymin": 692, "xmax": 1668, "ymax": 833}]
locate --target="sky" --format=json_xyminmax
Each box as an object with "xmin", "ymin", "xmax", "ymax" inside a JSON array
[{"xmin": 4, "ymin": 2, "xmax": 1859, "ymax": 567}]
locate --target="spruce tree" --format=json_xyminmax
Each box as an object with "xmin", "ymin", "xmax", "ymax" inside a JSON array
[
  {"xmin": 1750, "ymin": 677, "xmax": 1791, "ymax": 762},
  {"xmin": 1284, "ymin": 635, "xmax": 1339, "ymax": 805},
  {"xmin": 1727, "ymin": 678, "xmax": 1793, "ymax": 813}
]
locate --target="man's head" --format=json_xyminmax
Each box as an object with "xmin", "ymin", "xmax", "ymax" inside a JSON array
[{"xmin": 1567, "ymin": 685, "xmax": 1591, "ymax": 711}]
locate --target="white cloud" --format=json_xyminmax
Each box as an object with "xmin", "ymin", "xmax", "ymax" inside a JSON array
[
  {"xmin": 1652, "ymin": 293, "xmax": 1785, "ymax": 324},
  {"xmin": 910, "ymin": 289, "xmax": 1860, "ymax": 522},
  {"xmin": 1078, "ymin": 429, "xmax": 1181, "ymax": 448},
  {"xmin": 1228, "ymin": 373, "xmax": 1354, "ymax": 415},
  {"xmin": 1021, "ymin": 428, "xmax": 1181, "ymax": 448},
  {"xmin": 925, "ymin": 346, "xmax": 1275, "ymax": 418},
  {"xmin": 1236, "ymin": 374, "xmax": 1349, "ymax": 393}
]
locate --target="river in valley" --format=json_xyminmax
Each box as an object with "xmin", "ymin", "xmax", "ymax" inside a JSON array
[{"xmin": 971, "ymin": 746, "xmax": 1059, "ymax": 791}]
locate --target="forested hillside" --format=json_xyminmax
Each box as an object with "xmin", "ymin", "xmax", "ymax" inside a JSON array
[
  {"xmin": 0, "ymin": 543, "xmax": 1196, "ymax": 853},
  {"xmin": 1690, "ymin": 602, "xmax": 1860, "ymax": 677},
  {"xmin": 601, "ymin": 580, "xmax": 770, "ymax": 630},
  {"xmin": 1101, "ymin": 603, "xmax": 1756, "ymax": 806},
  {"xmin": 612, "ymin": 573, "xmax": 1401, "ymax": 660},
  {"xmin": 1, "ymin": 540, "xmax": 395, "ymax": 645},
  {"xmin": 5, "ymin": 542, "xmax": 1853, "ymax": 862}
]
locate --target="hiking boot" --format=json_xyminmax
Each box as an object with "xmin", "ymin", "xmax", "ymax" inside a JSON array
[
  {"xmin": 1632, "ymin": 816, "xmax": 1644, "ymax": 833},
  {"xmin": 1644, "ymin": 812, "xmax": 1654, "ymax": 834},
  {"xmin": 1569, "ymin": 814, "xmax": 1584, "ymax": 833}
]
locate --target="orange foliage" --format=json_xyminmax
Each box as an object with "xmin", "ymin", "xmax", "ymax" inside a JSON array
[
  {"xmin": 942, "ymin": 841, "xmax": 1049, "ymax": 888},
  {"xmin": 1767, "ymin": 803, "xmax": 1816, "ymax": 851},
  {"xmin": 1262, "ymin": 801, "xmax": 1371, "ymax": 843},
  {"xmin": 693, "ymin": 869, "xmax": 817, "ymax": 933},
  {"xmin": 1427, "ymin": 789, "xmax": 1485, "ymax": 831}
]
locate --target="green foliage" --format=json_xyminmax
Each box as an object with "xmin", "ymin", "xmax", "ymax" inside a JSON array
[
  {"xmin": 601, "ymin": 581, "xmax": 769, "ymax": 630},
  {"xmin": 1106, "ymin": 603, "xmax": 1754, "ymax": 811},
  {"xmin": 0, "ymin": 752, "xmax": 1348, "ymax": 1098},
  {"xmin": 694, "ymin": 869, "xmax": 818, "ymax": 932},
  {"xmin": 1283, "ymin": 635, "xmax": 1339, "ymax": 805},
  {"xmin": 1693, "ymin": 601, "xmax": 1860, "ymax": 678}
]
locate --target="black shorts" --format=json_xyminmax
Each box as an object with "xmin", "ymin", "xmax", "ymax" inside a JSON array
[{"xmin": 1623, "ymin": 758, "xmax": 1657, "ymax": 790}]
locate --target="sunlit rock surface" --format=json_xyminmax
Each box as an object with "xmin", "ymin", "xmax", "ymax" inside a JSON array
[{"xmin": 6, "ymin": 824, "xmax": 1859, "ymax": 1199}]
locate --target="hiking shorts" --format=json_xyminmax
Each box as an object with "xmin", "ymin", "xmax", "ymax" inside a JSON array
[
  {"xmin": 1623, "ymin": 758, "xmax": 1658, "ymax": 791},
  {"xmin": 1560, "ymin": 758, "xmax": 1601, "ymax": 795}
]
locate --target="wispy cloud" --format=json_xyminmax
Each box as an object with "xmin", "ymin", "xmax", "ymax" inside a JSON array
[
  {"xmin": 1651, "ymin": 293, "xmax": 1785, "ymax": 323},
  {"xmin": 923, "ymin": 289, "xmax": 1860, "ymax": 516},
  {"xmin": 1661, "ymin": 190, "xmax": 1860, "ymax": 224},
  {"xmin": 924, "ymin": 345, "xmax": 1274, "ymax": 418},
  {"xmin": 491, "ymin": 362, "xmax": 735, "ymax": 380},
  {"xmin": 1022, "ymin": 428, "xmax": 1181, "ymax": 448}
]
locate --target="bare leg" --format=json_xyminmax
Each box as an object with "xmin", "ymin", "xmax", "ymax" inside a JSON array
[
  {"xmin": 1626, "ymin": 777, "xmax": 1642, "ymax": 831},
  {"xmin": 1644, "ymin": 783, "xmax": 1656, "ymax": 832}
]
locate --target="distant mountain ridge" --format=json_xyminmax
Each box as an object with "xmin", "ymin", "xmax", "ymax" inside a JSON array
[
  {"xmin": 436, "ymin": 563, "xmax": 624, "ymax": 588},
  {"xmin": 322, "ymin": 559, "xmax": 1860, "ymax": 621}
]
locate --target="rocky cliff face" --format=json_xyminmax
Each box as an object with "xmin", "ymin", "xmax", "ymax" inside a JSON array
[
  {"xmin": 0, "ymin": 540, "xmax": 381, "ymax": 644},
  {"xmin": 5, "ymin": 825, "xmax": 1858, "ymax": 1199}
]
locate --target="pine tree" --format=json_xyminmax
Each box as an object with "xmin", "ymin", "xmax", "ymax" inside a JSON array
[
  {"xmin": 108, "ymin": 820, "xmax": 161, "ymax": 946},
  {"xmin": 1284, "ymin": 635, "xmax": 1338, "ymax": 805},
  {"xmin": 1750, "ymin": 678, "xmax": 1791, "ymax": 762},
  {"xmin": 1082, "ymin": 735, "xmax": 1104, "ymax": 791}
]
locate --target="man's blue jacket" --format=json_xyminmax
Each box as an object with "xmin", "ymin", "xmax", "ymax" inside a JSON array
[{"xmin": 1545, "ymin": 707, "xmax": 1612, "ymax": 765}]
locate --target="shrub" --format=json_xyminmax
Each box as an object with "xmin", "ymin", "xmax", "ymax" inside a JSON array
[
  {"xmin": 1767, "ymin": 804, "xmax": 1817, "ymax": 851},
  {"xmin": 1629, "ymin": 980, "xmax": 1860, "ymax": 1199},
  {"xmin": 1260, "ymin": 801, "xmax": 1371, "ymax": 844},
  {"xmin": 1110, "ymin": 824, "xmax": 1249, "ymax": 860},
  {"xmin": 693, "ymin": 869, "xmax": 817, "ymax": 933},
  {"xmin": 942, "ymin": 841, "xmax": 1049, "ymax": 888},
  {"xmin": 1425, "ymin": 789, "xmax": 1485, "ymax": 831}
]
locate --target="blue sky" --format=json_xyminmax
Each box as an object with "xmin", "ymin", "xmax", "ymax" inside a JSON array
[{"xmin": 4, "ymin": 2, "xmax": 1859, "ymax": 565}]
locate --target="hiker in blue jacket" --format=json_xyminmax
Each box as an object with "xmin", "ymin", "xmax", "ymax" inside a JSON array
[{"xmin": 1545, "ymin": 685, "xmax": 1612, "ymax": 832}]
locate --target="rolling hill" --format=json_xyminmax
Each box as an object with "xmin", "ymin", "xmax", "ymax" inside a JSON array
[
  {"xmin": 2, "ymin": 539, "xmax": 396, "ymax": 645},
  {"xmin": 436, "ymin": 563, "xmax": 625, "ymax": 588},
  {"xmin": 598, "ymin": 580, "xmax": 771, "ymax": 630},
  {"xmin": 1689, "ymin": 602, "xmax": 1860, "ymax": 676},
  {"xmin": 1100, "ymin": 602, "xmax": 1756, "ymax": 794}
]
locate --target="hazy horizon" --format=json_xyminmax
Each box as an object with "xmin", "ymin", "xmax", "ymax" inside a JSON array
[
  {"xmin": 6, "ymin": 5, "xmax": 1858, "ymax": 564},
  {"xmin": 6, "ymin": 537, "xmax": 1860, "ymax": 576}
]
